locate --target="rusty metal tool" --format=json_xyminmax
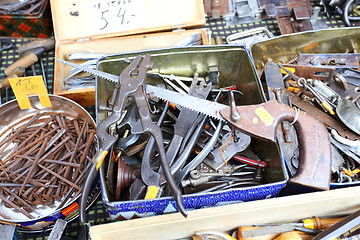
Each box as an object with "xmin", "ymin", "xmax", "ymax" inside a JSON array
[
  {"xmin": 283, "ymin": 64, "xmax": 360, "ymax": 135},
  {"xmin": 56, "ymin": 56, "xmax": 187, "ymax": 226},
  {"xmin": 290, "ymin": 94, "xmax": 359, "ymax": 141},
  {"xmin": 264, "ymin": 62, "xmax": 299, "ymax": 176},
  {"xmin": 297, "ymin": 53, "xmax": 360, "ymax": 68},
  {"xmin": 203, "ymin": 129, "xmax": 251, "ymax": 170},
  {"xmin": 145, "ymin": 84, "xmax": 332, "ymax": 190}
]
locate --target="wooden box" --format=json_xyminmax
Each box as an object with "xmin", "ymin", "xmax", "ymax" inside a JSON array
[
  {"xmin": 50, "ymin": 0, "xmax": 208, "ymax": 106},
  {"xmin": 90, "ymin": 186, "xmax": 360, "ymax": 240}
]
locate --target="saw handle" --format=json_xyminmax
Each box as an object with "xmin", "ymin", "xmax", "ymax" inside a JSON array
[{"xmin": 221, "ymin": 100, "xmax": 331, "ymax": 190}]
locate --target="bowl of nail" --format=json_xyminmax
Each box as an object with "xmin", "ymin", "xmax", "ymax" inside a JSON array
[{"xmin": 0, "ymin": 94, "xmax": 98, "ymax": 232}]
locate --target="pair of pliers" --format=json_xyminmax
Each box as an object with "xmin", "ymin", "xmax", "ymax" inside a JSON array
[{"xmin": 78, "ymin": 55, "xmax": 187, "ymax": 237}]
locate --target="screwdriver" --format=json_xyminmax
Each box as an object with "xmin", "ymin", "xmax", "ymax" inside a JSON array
[
  {"xmin": 302, "ymin": 216, "xmax": 345, "ymax": 230},
  {"xmin": 238, "ymin": 217, "xmax": 345, "ymax": 240},
  {"xmin": 253, "ymin": 217, "xmax": 345, "ymax": 230},
  {"xmin": 237, "ymin": 226, "xmax": 313, "ymax": 240}
]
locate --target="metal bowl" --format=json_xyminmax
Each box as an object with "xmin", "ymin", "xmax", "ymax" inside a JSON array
[{"xmin": 0, "ymin": 94, "xmax": 98, "ymax": 232}]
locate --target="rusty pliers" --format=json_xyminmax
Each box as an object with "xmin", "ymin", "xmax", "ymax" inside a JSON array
[{"xmin": 79, "ymin": 55, "xmax": 187, "ymax": 232}]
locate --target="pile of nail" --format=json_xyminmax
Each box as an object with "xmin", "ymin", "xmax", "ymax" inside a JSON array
[{"xmin": 0, "ymin": 111, "xmax": 97, "ymax": 219}]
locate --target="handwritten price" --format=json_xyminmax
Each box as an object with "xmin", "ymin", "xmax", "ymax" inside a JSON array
[
  {"xmin": 91, "ymin": 0, "xmax": 139, "ymax": 31},
  {"xmin": 9, "ymin": 76, "xmax": 51, "ymax": 110},
  {"xmin": 15, "ymin": 78, "xmax": 39, "ymax": 92}
]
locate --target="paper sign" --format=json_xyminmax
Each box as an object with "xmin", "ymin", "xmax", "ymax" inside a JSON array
[
  {"xmin": 9, "ymin": 76, "xmax": 51, "ymax": 110},
  {"xmin": 90, "ymin": 0, "xmax": 142, "ymax": 33}
]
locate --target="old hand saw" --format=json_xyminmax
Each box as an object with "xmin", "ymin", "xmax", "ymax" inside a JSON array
[{"xmin": 56, "ymin": 58, "xmax": 331, "ymax": 191}]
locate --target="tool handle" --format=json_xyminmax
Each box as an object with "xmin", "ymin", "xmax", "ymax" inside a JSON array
[
  {"xmin": 220, "ymin": 100, "xmax": 331, "ymax": 190},
  {"xmin": 273, "ymin": 232, "xmax": 302, "ymax": 240},
  {"xmin": 289, "ymin": 106, "xmax": 331, "ymax": 190},
  {"xmin": 4, "ymin": 53, "xmax": 38, "ymax": 76},
  {"xmin": 17, "ymin": 38, "xmax": 55, "ymax": 55},
  {"xmin": 238, "ymin": 226, "xmax": 313, "ymax": 240},
  {"xmin": 0, "ymin": 67, "xmax": 26, "ymax": 91},
  {"xmin": 0, "ymin": 76, "xmax": 11, "ymax": 90},
  {"xmin": 304, "ymin": 217, "xmax": 345, "ymax": 230},
  {"xmin": 238, "ymin": 226, "xmax": 278, "ymax": 240}
]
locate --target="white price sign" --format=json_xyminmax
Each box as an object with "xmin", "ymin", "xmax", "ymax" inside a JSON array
[{"xmin": 90, "ymin": 0, "xmax": 142, "ymax": 32}]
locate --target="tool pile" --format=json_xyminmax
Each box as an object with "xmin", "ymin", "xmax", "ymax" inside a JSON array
[
  {"xmin": 57, "ymin": 51, "xmax": 288, "ymax": 222},
  {"xmin": 259, "ymin": 53, "xmax": 360, "ymax": 185}
]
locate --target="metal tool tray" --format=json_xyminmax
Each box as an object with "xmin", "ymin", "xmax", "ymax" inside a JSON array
[
  {"xmin": 95, "ymin": 45, "xmax": 288, "ymax": 219},
  {"xmin": 250, "ymin": 27, "xmax": 360, "ymax": 189}
]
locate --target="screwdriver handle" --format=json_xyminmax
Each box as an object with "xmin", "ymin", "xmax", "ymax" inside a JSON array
[
  {"xmin": 303, "ymin": 217, "xmax": 345, "ymax": 230},
  {"xmin": 4, "ymin": 53, "xmax": 38, "ymax": 77},
  {"xmin": 238, "ymin": 226, "xmax": 278, "ymax": 240},
  {"xmin": 273, "ymin": 232, "xmax": 302, "ymax": 240},
  {"xmin": 0, "ymin": 67, "xmax": 26, "ymax": 92},
  {"xmin": 238, "ymin": 226, "xmax": 313, "ymax": 240}
]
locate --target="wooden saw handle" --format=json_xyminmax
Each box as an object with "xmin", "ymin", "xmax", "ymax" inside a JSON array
[{"xmin": 220, "ymin": 99, "xmax": 331, "ymax": 190}]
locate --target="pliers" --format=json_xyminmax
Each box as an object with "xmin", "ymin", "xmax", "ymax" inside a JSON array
[{"xmin": 78, "ymin": 55, "xmax": 187, "ymax": 237}]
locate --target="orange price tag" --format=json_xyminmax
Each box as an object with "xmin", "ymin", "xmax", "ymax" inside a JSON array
[{"xmin": 9, "ymin": 76, "xmax": 51, "ymax": 110}]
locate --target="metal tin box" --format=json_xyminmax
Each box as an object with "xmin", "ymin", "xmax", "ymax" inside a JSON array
[
  {"xmin": 250, "ymin": 27, "xmax": 360, "ymax": 189},
  {"xmin": 96, "ymin": 45, "xmax": 288, "ymax": 219}
]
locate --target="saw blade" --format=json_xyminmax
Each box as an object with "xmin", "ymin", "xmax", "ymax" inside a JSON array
[
  {"xmin": 56, "ymin": 58, "xmax": 228, "ymax": 121},
  {"xmin": 55, "ymin": 58, "xmax": 118, "ymax": 83},
  {"xmin": 146, "ymin": 85, "xmax": 228, "ymax": 121}
]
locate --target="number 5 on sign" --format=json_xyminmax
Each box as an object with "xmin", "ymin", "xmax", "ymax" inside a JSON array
[{"xmin": 9, "ymin": 76, "xmax": 51, "ymax": 110}]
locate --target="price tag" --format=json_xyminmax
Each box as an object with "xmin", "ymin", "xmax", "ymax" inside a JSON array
[
  {"xmin": 90, "ymin": 0, "xmax": 142, "ymax": 33},
  {"xmin": 9, "ymin": 76, "xmax": 51, "ymax": 110}
]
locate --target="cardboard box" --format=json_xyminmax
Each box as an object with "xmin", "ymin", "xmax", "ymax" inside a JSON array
[{"xmin": 50, "ymin": 0, "xmax": 208, "ymax": 106}]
